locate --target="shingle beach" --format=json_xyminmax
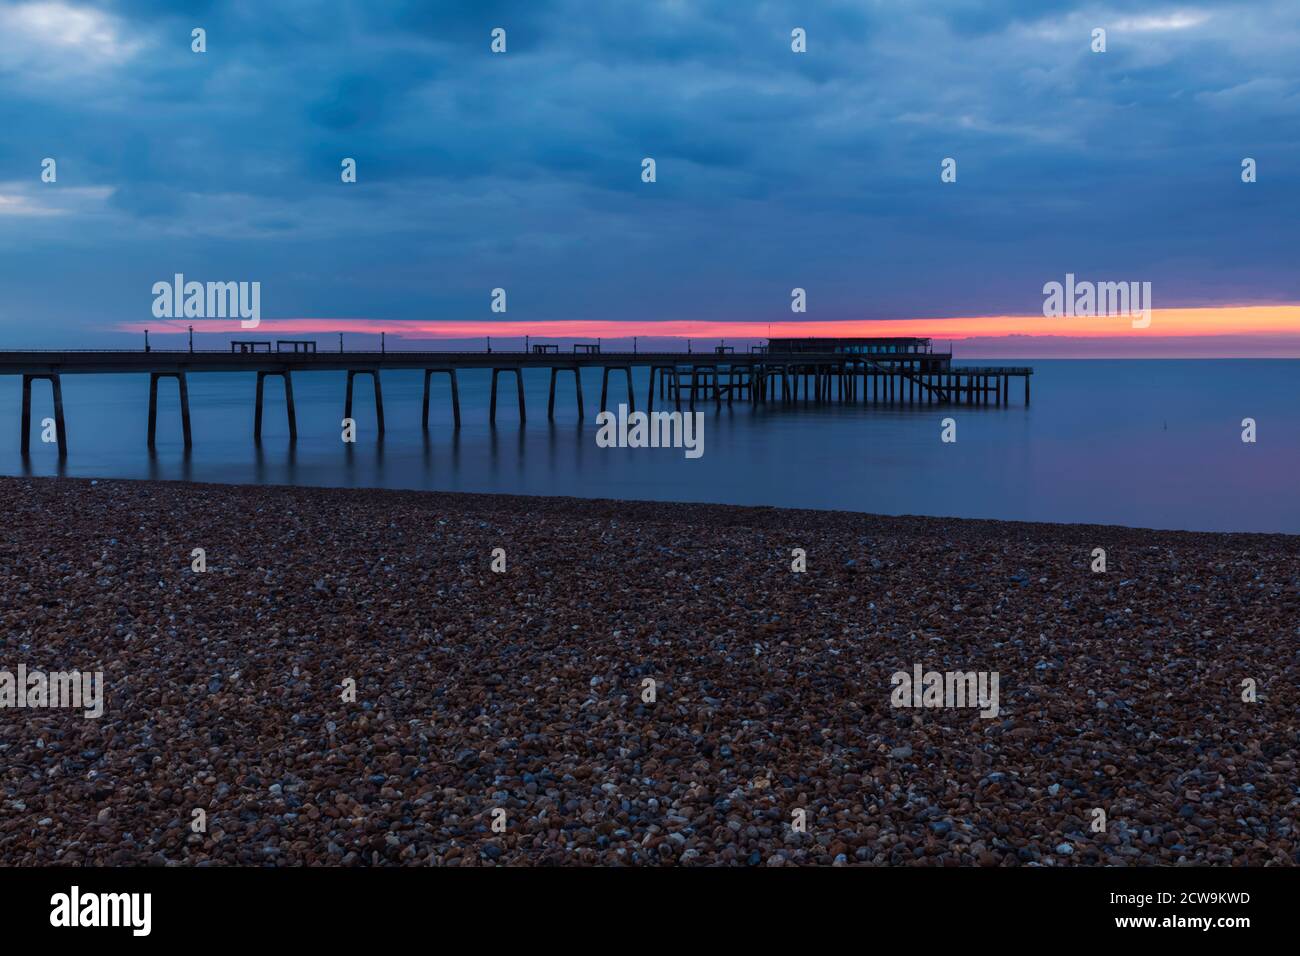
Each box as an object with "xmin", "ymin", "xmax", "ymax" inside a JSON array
[{"xmin": 1, "ymin": 476, "xmax": 1296, "ymax": 866}]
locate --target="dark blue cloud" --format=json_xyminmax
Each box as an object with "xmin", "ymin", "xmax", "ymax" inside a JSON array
[{"xmin": 0, "ymin": 0, "xmax": 1297, "ymax": 346}]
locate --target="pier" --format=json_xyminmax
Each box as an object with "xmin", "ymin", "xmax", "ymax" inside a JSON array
[{"xmin": 1, "ymin": 337, "xmax": 1031, "ymax": 455}]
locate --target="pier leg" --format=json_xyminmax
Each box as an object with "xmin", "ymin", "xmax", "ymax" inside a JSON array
[
  {"xmin": 626, "ymin": 367, "xmax": 635, "ymax": 412},
  {"xmin": 283, "ymin": 371, "xmax": 297, "ymax": 441},
  {"xmin": 148, "ymin": 373, "xmax": 160, "ymax": 448},
  {"xmin": 422, "ymin": 370, "xmax": 432, "ymax": 429},
  {"xmin": 490, "ymin": 369, "xmax": 500, "ymax": 424},
  {"xmin": 344, "ymin": 371, "xmax": 375, "ymax": 435},
  {"xmin": 19, "ymin": 375, "xmax": 32, "ymax": 454},
  {"xmin": 254, "ymin": 371, "xmax": 266, "ymax": 440},
  {"xmin": 515, "ymin": 369, "xmax": 526, "ymax": 424},
  {"xmin": 600, "ymin": 367, "xmax": 610, "ymax": 414},
  {"xmin": 673, "ymin": 369, "xmax": 682, "ymax": 411},
  {"xmin": 547, "ymin": 367, "xmax": 580, "ymax": 420},
  {"xmin": 148, "ymin": 373, "xmax": 191, "ymax": 448},
  {"xmin": 50, "ymin": 375, "xmax": 66, "ymax": 457},
  {"xmin": 1025, "ymin": 376, "xmax": 1030, "ymax": 406},
  {"xmin": 178, "ymin": 373, "xmax": 192, "ymax": 448},
  {"xmin": 647, "ymin": 368, "xmax": 656, "ymax": 414},
  {"xmin": 423, "ymin": 369, "xmax": 461, "ymax": 428}
]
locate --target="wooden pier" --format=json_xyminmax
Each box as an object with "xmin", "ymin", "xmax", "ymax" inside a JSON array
[{"xmin": 0, "ymin": 338, "xmax": 1031, "ymax": 455}]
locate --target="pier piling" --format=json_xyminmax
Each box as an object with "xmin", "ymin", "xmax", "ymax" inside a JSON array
[
  {"xmin": 422, "ymin": 368, "xmax": 461, "ymax": 429},
  {"xmin": 254, "ymin": 370, "xmax": 297, "ymax": 442},
  {"xmin": 147, "ymin": 372, "xmax": 192, "ymax": 448},
  {"xmin": 490, "ymin": 367, "xmax": 526, "ymax": 425},
  {"xmin": 19, "ymin": 373, "xmax": 67, "ymax": 457},
  {"xmin": 345, "ymin": 369, "xmax": 385, "ymax": 436},
  {"xmin": 600, "ymin": 366, "xmax": 634, "ymax": 414},
  {"xmin": 548, "ymin": 366, "xmax": 584, "ymax": 420}
]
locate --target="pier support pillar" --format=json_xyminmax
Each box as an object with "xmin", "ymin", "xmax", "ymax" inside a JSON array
[
  {"xmin": 648, "ymin": 366, "xmax": 677, "ymax": 414},
  {"xmin": 1024, "ymin": 375, "xmax": 1030, "ymax": 406},
  {"xmin": 548, "ymin": 366, "xmax": 583, "ymax": 420},
  {"xmin": 422, "ymin": 368, "xmax": 461, "ymax": 429},
  {"xmin": 345, "ymin": 369, "xmax": 385, "ymax": 437},
  {"xmin": 599, "ymin": 366, "xmax": 634, "ymax": 414},
  {"xmin": 19, "ymin": 373, "xmax": 67, "ymax": 457},
  {"xmin": 255, "ymin": 370, "xmax": 297, "ymax": 442},
  {"xmin": 490, "ymin": 368, "xmax": 526, "ymax": 424},
  {"xmin": 148, "ymin": 371, "xmax": 192, "ymax": 449}
]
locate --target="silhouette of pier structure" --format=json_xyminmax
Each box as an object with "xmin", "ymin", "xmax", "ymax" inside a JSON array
[{"xmin": 1, "ymin": 337, "xmax": 1031, "ymax": 455}]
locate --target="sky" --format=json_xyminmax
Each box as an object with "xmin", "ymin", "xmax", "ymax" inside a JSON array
[{"xmin": 0, "ymin": 0, "xmax": 1298, "ymax": 356}]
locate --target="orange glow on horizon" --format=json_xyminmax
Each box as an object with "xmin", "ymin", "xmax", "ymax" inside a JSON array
[{"xmin": 120, "ymin": 305, "xmax": 1300, "ymax": 342}]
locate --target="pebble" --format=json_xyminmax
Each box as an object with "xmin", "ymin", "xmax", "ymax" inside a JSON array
[{"xmin": 0, "ymin": 476, "xmax": 1293, "ymax": 868}]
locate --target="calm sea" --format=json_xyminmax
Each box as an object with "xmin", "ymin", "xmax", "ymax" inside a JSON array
[{"xmin": 2, "ymin": 359, "xmax": 1296, "ymax": 534}]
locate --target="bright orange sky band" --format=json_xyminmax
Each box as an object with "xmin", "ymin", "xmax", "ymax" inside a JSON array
[{"xmin": 122, "ymin": 305, "xmax": 1300, "ymax": 342}]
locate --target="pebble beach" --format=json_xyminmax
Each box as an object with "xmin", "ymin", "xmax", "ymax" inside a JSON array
[{"xmin": 1, "ymin": 475, "xmax": 1296, "ymax": 866}]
